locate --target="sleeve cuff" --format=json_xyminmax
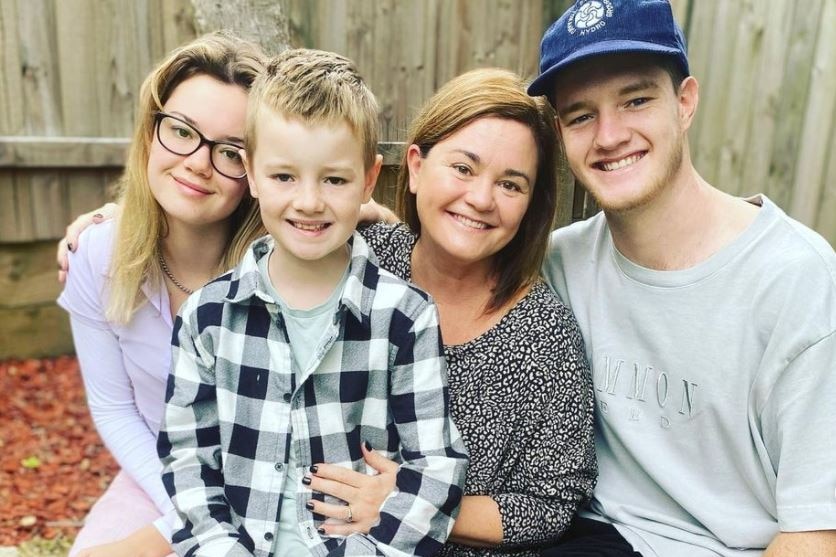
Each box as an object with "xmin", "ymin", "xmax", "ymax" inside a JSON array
[
  {"xmin": 778, "ymin": 502, "xmax": 836, "ymax": 532},
  {"xmin": 152, "ymin": 510, "xmax": 177, "ymax": 542}
]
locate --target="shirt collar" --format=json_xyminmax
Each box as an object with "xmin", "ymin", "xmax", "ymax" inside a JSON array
[{"xmin": 223, "ymin": 232, "xmax": 379, "ymax": 325}]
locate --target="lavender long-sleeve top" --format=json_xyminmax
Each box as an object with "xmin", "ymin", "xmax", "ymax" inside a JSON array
[{"xmin": 58, "ymin": 220, "xmax": 176, "ymax": 538}]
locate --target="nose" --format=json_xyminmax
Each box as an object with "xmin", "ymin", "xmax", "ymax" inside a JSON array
[
  {"xmin": 464, "ymin": 177, "xmax": 495, "ymax": 212},
  {"xmin": 183, "ymin": 144, "xmax": 213, "ymax": 177},
  {"xmin": 293, "ymin": 181, "xmax": 325, "ymax": 214},
  {"xmin": 593, "ymin": 109, "xmax": 630, "ymax": 151}
]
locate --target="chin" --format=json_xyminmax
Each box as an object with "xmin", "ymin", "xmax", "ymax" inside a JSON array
[{"xmin": 588, "ymin": 182, "xmax": 665, "ymax": 214}]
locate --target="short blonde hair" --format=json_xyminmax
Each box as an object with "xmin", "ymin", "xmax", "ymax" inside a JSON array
[
  {"xmin": 246, "ymin": 48, "xmax": 378, "ymax": 168},
  {"xmin": 396, "ymin": 68, "xmax": 559, "ymax": 313},
  {"xmin": 108, "ymin": 32, "xmax": 266, "ymax": 324}
]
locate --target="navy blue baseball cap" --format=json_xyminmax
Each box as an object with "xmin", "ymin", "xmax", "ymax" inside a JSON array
[{"xmin": 528, "ymin": 0, "xmax": 689, "ymax": 97}]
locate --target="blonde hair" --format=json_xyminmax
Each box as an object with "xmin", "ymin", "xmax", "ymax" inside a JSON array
[
  {"xmin": 107, "ymin": 32, "xmax": 267, "ymax": 323},
  {"xmin": 245, "ymin": 48, "xmax": 378, "ymax": 168},
  {"xmin": 396, "ymin": 68, "xmax": 559, "ymax": 313}
]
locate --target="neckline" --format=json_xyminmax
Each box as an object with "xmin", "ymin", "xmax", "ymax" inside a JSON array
[
  {"xmin": 610, "ymin": 195, "xmax": 772, "ymax": 288},
  {"xmin": 442, "ymin": 282, "xmax": 544, "ymax": 352}
]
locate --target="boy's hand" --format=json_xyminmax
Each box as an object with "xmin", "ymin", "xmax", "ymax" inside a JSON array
[
  {"xmin": 359, "ymin": 198, "xmax": 399, "ymax": 225},
  {"xmin": 306, "ymin": 442, "xmax": 398, "ymax": 536},
  {"xmin": 76, "ymin": 524, "xmax": 173, "ymax": 557},
  {"xmin": 57, "ymin": 202, "xmax": 121, "ymax": 283}
]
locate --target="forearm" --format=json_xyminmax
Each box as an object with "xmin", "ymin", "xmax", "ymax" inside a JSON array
[
  {"xmin": 160, "ymin": 425, "xmax": 240, "ymax": 553},
  {"xmin": 71, "ymin": 318, "xmax": 173, "ymax": 514},
  {"xmin": 447, "ymin": 496, "xmax": 502, "ymax": 547},
  {"xmin": 161, "ymin": 314, "xmax": 239, "ymax": 553},
  {"xmin": 159, "ymin": 397, "xmax": 235, "ymax": 551},
  {"xmin": 159, "ymin": 432, "xmax": 236, "ymax": 552},
  {"xmin": 490, "ymin": 330, "xmax": 596, "ymax": 546},
  {"xmin": 764, "ymin": 530, "xmax": 836, "ymax": 556}
]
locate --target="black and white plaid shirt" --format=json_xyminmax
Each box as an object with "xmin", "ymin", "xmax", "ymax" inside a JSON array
[{"xmin": 159, "ymin": 232, "xmax": 467, "ymax": 557}]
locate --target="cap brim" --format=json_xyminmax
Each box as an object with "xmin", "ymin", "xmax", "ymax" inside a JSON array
[{"xmin": 528, "ymin": 40, "xmax": 684, "ymax": 97}]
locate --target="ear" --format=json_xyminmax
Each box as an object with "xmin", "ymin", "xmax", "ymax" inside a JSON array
[
  {"xmin": 362, "ymin": 154, "xmax": 383, "ymax": 203},
  {"xmin": 242, "ymin": 149, "xmax": 259, "ymax": 198},
  {"xmin": 678, "ymin": 76, "xmax": 699, "ymax": 131},
  {"xmin": 406, "ymin": 144, "xmax": 424, "ymax": 194}
]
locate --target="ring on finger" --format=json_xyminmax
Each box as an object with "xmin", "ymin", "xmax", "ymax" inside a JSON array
[{"xmin": 345, "ymin": 505, "xmax": 354, "ymax": 523}]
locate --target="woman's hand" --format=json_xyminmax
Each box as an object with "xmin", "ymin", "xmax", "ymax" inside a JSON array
[
  {"xmin": 358, "ymin": 198, "xmax": 399, "ymax": 225},
  {"xmin": 57, "ymin": 202, "xmax": 121, "ymax": 283},
  {"xmin": 76, "ymin": 524, "xmax": 172, "ymax": 557},
  {"xmin": 306, "ymin": 442, "xmax": 398, "ymax": 536}
]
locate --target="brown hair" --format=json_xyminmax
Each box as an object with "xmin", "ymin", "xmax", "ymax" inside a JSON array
[
  {"xmin": 108, "ymin": 32, "xmax": 266, "ymax": 323},
  {"xmin": 246, "ymin": 48, "xmax": 379, "ymax": 169},
  {"xmin": 396, "ymin": 68, "xmax": 559, "ymax": 313}
]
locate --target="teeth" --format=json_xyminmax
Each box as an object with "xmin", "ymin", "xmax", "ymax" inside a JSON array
[
  {"xmin": 452, "ymin": 214, "xmax": 488, "ymax": 229},
  {"xmin": 601, "ymin": 153, "xmax": 643, "ymax": 171},
  {"xmin": 291, "ymin": 221, "xmax": 328, "ymax": 231}
]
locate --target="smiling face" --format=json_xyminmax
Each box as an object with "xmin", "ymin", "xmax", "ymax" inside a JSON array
[
  {"xmin": 245, "ymin": 108, "xmax": 380, "ymax": 268},
  {"xmin": 146, "ymin": 74, "xmax": 250, "ymax": 231},
  {"xmin": 552, "ymin": 53, "xmax": 696, "ymax": 214},
  {"xmin": 408, "ymin": 116, "xmax": 537, "ymax": 268}
]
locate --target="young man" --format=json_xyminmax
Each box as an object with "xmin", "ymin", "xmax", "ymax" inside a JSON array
[
  {"xmin": 528, "ymin": 1, "xmax": 836, "ymax": 556},
  {"xmin": 158, "ymin": 49, "xmax": 467, "ymax": 557}
]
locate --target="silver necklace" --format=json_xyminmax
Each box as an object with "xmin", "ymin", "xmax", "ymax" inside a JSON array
[{"xmin": 158, "ymin": 253, "xmax": 194, "ymax": 295}]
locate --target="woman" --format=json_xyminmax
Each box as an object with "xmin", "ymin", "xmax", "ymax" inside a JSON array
[
  {"xmin": 58, "ymin": 33, "xmax": 265, "ymax": 557},
  {"xmin": 307, "ymin": 69, "xmax": 596, "ymax": 555}
]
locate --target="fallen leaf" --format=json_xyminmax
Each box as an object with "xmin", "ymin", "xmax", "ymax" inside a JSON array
[{"xmin": 21, "ymin": 455, "xmax": 42, "ymax": 469}]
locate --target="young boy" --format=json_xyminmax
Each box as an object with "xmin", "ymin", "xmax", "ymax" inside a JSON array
[{"xmin": 158, "ymin": 49, "xmax": 467, "ymax": 557}]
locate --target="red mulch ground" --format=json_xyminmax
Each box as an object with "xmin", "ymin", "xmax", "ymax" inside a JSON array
[{"xmin": 0, "ymin": 356, "xmax": 119, "ymax": 545}]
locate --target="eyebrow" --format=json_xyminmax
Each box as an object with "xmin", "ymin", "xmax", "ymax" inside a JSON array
[
  {"xmin": 259, "ymin": 160, "xmax": 357, "ymax": 175},
  {"xmin": 169, "ymin": 111, "xmax": 244, "ymax": 144},
  {"xmin": 619, "ymin": 78, "xmax": 661, "ymax": 96},
  {"xmin": 557, "ymin": 78, "xmax": 662, "ymax": 118},
  {"xmin": 451, "ymin": 148, "xmax": 532, "ymax": 185},
  {"xmin": 557, "ymin": 101, "xmax": 591, "ymax": 118},
  {"xmin": 321, "ymin": 164, "xmax": 357, "ymax": 175}
]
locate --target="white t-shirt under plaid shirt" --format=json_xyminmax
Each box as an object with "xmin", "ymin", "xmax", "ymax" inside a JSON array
[{"xmin": 158, "ymin": 232, "xmax": 468, "ymax": 557}]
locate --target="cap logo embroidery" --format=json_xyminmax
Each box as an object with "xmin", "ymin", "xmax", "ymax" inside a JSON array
[{"xmin": 568, "ymin": 0, "xmax": 614, "ymax": 36}]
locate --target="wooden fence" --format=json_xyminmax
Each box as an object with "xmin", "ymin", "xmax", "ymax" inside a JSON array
[{"xmin": 0, "ymin": 0, "xmax": 834, "ymax": 357}]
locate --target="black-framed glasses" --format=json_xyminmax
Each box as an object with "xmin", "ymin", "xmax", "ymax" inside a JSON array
[{"xmin": 153, "ymin": 112, "xmax": 246, "ymax": 179}]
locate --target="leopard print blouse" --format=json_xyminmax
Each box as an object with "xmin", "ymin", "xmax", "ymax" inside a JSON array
[{"xmin": 361, "ymin": 222, "xmax": 597, "ymax": 556}]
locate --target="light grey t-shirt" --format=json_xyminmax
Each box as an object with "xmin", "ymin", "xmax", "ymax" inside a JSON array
[
  {"xmin": 257, "ymin": 249, "xmax": 347, "ymax": 557},
  {"xmin": 258, "ymin": 249, "xmax": 347, "ymax": 373},
  {"xmin": 542, "ymin": 195, "xmax": 836, "ymax": 556}
]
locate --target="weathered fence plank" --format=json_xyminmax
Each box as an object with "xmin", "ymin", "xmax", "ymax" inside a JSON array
[
  {"xmin": 17, "ymin": 0, "xmax": 63, "ymax": 135},
  {"xmin": 738, "ymin": 0, "xmax": 794, "ymax": 201},
  {"xmin": 0, "ymin": 241, "xmax": 74, "ymax": 358},
  {"xmin": 789, "ymin": 0, "xmax": 836, "ymax": 228},
  {"xmin": 765, "ymin": 0, "xmax": 824, "ymax": 211},
  {"xmin": 0, "ymin": 137, "xmax": 130, "ymax": 167},
  {"xmin": 816, "ymin": 116, "xmax": 836, "ymax": 242},
  {"xmin": 0, "ymin": 0, "xmax": 26, "ymax": 135}
]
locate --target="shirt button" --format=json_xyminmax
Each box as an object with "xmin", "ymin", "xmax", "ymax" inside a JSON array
[
  {"xmin": 283, "ymin": 392, "xmax": 292, "ymax": 402},
  {"xmin": 264, "ymin": 532, "xmax": 274, "ymax": 541},
  {"xmin": 274, "ymin": 462, "xmax": 284, "ymax": 471}
]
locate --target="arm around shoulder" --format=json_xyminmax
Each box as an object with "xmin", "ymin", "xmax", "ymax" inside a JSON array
[{"xmin": 492, "ymin": 296, "xmax": 596, "ymax": 547}]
